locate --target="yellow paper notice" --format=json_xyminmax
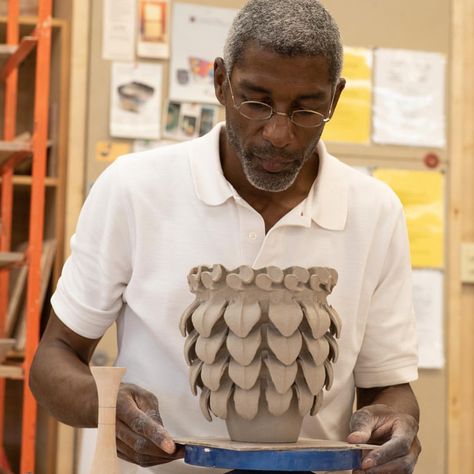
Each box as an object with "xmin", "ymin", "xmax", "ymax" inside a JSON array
[
  {"xmin": 95, "ymin": 141, "xmax": 132, "ymax": 163},
  {"xmin": 373, "ymin": 169, "xmax": 444, "ymax": 268},
  {"xmin": 323, "ymin": 47, "xmax": 372, "ymax": 144}
]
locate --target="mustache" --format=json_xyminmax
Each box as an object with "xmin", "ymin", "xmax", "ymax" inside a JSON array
[{"xmin": 246, "ymin": 145, "xmax": 302, "ymax": 161}]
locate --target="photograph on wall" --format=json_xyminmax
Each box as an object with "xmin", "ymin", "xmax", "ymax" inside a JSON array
[
  {"xmin": 323, "ymin": 47, "xmax": 372, "ymax": 144},
  {"xmin": 373, "ymin": 48, "xmax": 446, "ymax": 148},
  {"xmin": 137, "ymin": 0, "xmax": 170, "ymax": 59},
  {"xmin": 110, "ymin": 62, "xmax": 163, "ymax": 139},
  {"xmin": 163, "ymin": 100, "xmax": 219, "ymax": 141},
  {"xmin": 102, "ymin": 0, "xmax": 136, "ymax": 61},
  {"xmin": 169, "ymin": 3, "xmax": 237, "ymax": 104}
]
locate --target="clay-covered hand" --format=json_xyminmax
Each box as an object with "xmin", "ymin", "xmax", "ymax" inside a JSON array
[
  {"xmin": 347, "ymin": 404, "xmax": 420, "ymax": 474},
  {"xmin": 115, "ymin": 383, "xmax": 184, "ymax": 467}
]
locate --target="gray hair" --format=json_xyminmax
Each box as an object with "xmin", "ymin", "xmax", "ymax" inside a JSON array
[{"xmin": 223, "ymin": 0, "xmax": 343, "ymax": 84}]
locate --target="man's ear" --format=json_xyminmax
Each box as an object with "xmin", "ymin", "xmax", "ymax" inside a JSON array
[
  {"xmin": 329, "ymin": 77, "xmax": 346, "ymax": 118},
  {"xmin": 214, "ymin": 57, "xmax": 227, "ymax": 106}
]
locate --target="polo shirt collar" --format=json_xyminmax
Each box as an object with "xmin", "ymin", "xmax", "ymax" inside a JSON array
[
  {"xmin": 189, "ymin": 122, "xmax": 234, "ymax": 206},
  {"xmin": 309, "ymin": 140, "xmax": 348, "ymax": 231},
  {"xmin": 189, "ymin": 122, "xmax": 348, "ymax": 230}
]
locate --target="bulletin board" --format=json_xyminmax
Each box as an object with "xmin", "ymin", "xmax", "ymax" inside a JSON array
[{"xmin": 82, "ymin": 1, "xmax": 452, "ymax": 473}]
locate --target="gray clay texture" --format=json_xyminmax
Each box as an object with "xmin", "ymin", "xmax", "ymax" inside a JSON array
[{"xmin": 180, "ymin": 265, "xmax": 341, "ymax": 442}]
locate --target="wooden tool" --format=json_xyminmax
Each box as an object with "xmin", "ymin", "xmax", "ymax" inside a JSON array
[{"xmin": 90, "ymin": 366, "xmax": 126, "ymax": 474}]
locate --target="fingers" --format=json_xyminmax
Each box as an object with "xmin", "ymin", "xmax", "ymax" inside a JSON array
[
  {"xmin": 352, "ymin": 449, "xmax": 417, "ymax": 474},
  {"xmin": 347, "ymin": 407, "xmax": 377, "ymax": 444},
  {"xmin": 115, "ymin": 383, "xmax": 180, "ymax": 467},
  {"xmin": 117, "ymin": 437, "xmax": 184, "ymax": 467}
]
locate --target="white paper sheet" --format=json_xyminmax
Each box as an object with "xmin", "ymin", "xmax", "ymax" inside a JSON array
[
  {"xmin": 373, "ymin": 48, "xmax": 446, "ymax": 148},
  {"xmin": 110, "ymin": 62, "xmax": 163, "ymax": 139},
  {"xmin": 169, "ymin": 3, "xmax": 237, "ymax": 104},
  {"xmin": 412, "ymin": 269, "xmax": 445, "ymax": 369},
  {"xmin": 102, "ymin": 0, "xmax": 137, "ymax": 61}
]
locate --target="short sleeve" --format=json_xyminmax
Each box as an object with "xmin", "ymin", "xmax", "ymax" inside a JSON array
[
  {"xmin": 51, "ymin": 160, "xmax": 134, "ymax": 339},
  {"xmin": 354, "ymin": 207, "xmax": 419, "ymax": 388}
]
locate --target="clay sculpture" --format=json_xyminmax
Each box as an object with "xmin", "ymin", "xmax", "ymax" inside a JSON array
[
  {"xmin": 90, "ymin": 366, "xmax": 126, "ymax": 474},
  {"xmin": 180, "ymin": 265, "xmax": 341, "ymax": 442}
]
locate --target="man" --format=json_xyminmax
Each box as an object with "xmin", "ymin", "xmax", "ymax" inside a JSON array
[{"xmin": 30, "ymin": 0, "xmax": 421, "ymax": 473}]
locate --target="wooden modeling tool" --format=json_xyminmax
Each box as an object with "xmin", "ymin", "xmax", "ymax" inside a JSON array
[{"xmin": 90, "ymin": 366, "xmax": 126, "ymax": 474}]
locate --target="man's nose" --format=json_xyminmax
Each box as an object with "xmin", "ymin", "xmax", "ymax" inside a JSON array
[{"xmin": 261, "ymin": 113, "xmax": 295, "ymax": 148}]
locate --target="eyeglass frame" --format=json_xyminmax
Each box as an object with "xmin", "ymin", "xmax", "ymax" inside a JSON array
[{"xmin": 225, "ymin": 71, "xmax": 336, "ymax": 129}]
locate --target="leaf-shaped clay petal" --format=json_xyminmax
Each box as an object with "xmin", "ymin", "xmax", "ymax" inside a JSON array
[
  {"xmin": 192, "ymin": 297, "xmax": 228, "ymax": 337},
  {"xmin": 298, "ymin": 353, "xmax": 326, "ymax": 395},
  {"xmin": 324, "ymin": 304, "xmax": 342, "ymax": 338},
  {"xmin": 184, "ymin": 330, "xmax": 199, "ymax": 365},
  {"xmin": 315, "ymin": 303, "xmax": 331, "ymax": 336},
  {"xmin": 201, "ymin": 353, "xmax": 229, "ymax": 391},
  {"xmin": 310, "ymin": 390, "xmax": 324, "ymax": 416},
  {"xmin": 210, "ymin": 377, "xmax": 233, "ymax": 419},
  {"xmin": 199, "ymin": 387, "xmax": 212, "ymax": 421},
  {"xmin": 300, "ymin": 301, "xmax": 327, "ymax": 339},
  {"xmin": 233, "ymin": 383, "xmax": 260, "ymax": 420},
  {"xmin": 265, "ymin": 384, "xmax": 293, "ymax": 416},
  {"xmin": 324, "ymin": 360, "xmax": 334, "ymax": 390},
  {"xmin": 302, "ymin": 333, "xmax": 330, "ymax": 366},
  {"xmin": 264, "ymin": 353, "xmax": 297, "ymax": 394},
  {"xmin": 294, "ymin": 378, "xmax": 314, "ymax": 416},
  {"xmin": 224, "ymin": 297, "xmax": 261, "ymax": 338},
  {"xmin": 189, "ymin": 360, "xmax": 203, "ymax": 395},
  {"xmin": 268, "ymin": 299, "xmax": 303, "ymax": 337},
  {"xmin": 325, "ymin": 333, "xmax": 339, "ymax": 362},
  {"xmin": 179, "ymin": 299, "xmax": 200, "ymax": 336},
  {"xmin": 267, "ymin": 326, "xmax": 302, "ymax": 365},
  {"xmin": 195, "ymin": 324, "xmax": 228, "ymax": 364},
  {"xmin": 228, "ymin": 355, "xmax": 262, "ymax": 389},
  {"xmin": 226, "ymin": 274, "xmax": 244, "ymax": 290},
  {"xmin": 226, "ymin": 326, "xmax": 261, "ymax": 366}
]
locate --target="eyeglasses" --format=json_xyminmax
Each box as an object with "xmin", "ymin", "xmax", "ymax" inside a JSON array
[{"xmin": 226, "ymin": 73, "xmax": 334, "ymax": 129}]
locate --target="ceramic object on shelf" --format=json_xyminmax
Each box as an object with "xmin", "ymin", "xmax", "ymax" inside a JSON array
[
  {"xmin": 180, "ymin": 265, "xmax": 341, "ymax": 443},
  {"xmin": 90, "ymin": 366, "xmax": 126, "ymax": 474}
]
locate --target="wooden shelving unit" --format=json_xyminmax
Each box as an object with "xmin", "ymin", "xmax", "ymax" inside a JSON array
[{"xmin": 0, "ymin": 0, "xmax": 58, "ymax": 472}]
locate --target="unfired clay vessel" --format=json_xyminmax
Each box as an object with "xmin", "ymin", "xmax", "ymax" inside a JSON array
[
  {"xmin": 180, "ymin": 265, "xmax": 341, "ymax": 443},
  {"xmin": 90, "ymin": 366, "xmax": 126, "ymax": 474}
]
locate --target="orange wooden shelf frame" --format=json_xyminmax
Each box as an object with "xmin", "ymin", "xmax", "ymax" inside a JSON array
[{"xmin": 0, "ymin": 0, "xmax": 52, "ymax": 472}]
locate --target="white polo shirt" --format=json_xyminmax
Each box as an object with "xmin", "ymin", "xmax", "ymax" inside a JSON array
[{"xmin": 52, "ymin": 123, "xmax": 418, "ymax": 474}]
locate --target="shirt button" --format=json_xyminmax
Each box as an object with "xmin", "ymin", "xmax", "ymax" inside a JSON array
[{"xmin": 248, "ymin": 232, "xmax": 257, "ymax": 240}]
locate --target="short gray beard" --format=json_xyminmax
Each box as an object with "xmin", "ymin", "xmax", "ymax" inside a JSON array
[{"xmin": 225, "ymin": 122, "xmax": 318, "ymax": 192}]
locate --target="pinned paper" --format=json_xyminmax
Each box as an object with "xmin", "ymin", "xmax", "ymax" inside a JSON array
[
  {"xmin": 137, "ymin": 0, "xmax": 170, "ymax": 59},
  {"xmin": 373, "ymin": 48, "xmax": 446, "ymax": 148},
  {"xmin": 102, "ymin": 0, "xmax": 136, "ymax": 61},
  {"xmin": 95, "ymin": 141, "xmax": 132, "ymax": 162},
  {"xmin": 412, "ymin": 269, "xmax": 444, "ymax": 369},
  {"xmin": 110, "ymin": 62, "xmax": 163, "ymax": 139},
  {"xmin": 169, "ymin": 3, "xmax": 237, "ymax": 104},
  {"xmin": 323, "ymin": 47, "xmax": 372, "ymax": 144},
  {"xmin": 373, "ymin": 169, "xmax": 444, "ymax": 268},
  {"xmin": 163, "ymin": 101, "xmax": 219, "ymax": 141}
]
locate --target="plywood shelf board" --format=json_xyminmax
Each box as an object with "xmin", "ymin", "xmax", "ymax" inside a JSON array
[
  {"xmin": 0, "ymin": 364, "xmax": 23, "ymax": 380},
  {"xmin": 0, "ymin": 252, "xmax": 25, "ymax": 268},
  {"xmin": 0, "ymin": 35, "xmax": 37, "ymax": 81},
  {"xmin": 0, "ymin": 44, "xmax": 17, "ymax": 55},
  {"xmin": 4, "ymin": 175, "xmax": 59, "ymax": 187}
]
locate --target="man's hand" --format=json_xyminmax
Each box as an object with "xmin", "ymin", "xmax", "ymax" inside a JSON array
[
  {"xmin": 347, "ymin": 403, "xmax": 421, "ymax": 474},
  {"xmin": 115, "ymin": 383, "xmax": 184, "ymax": 467}
]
